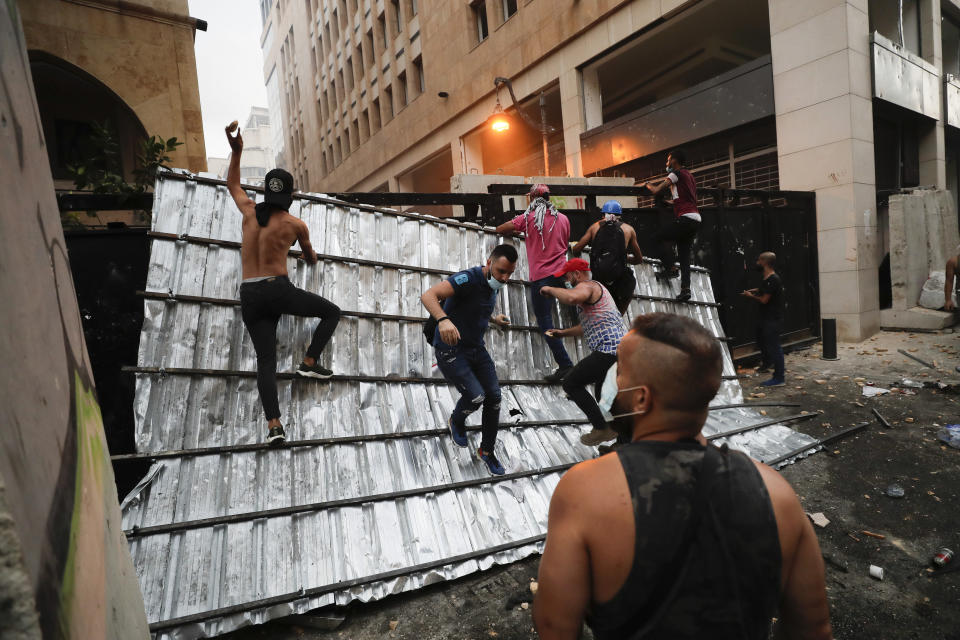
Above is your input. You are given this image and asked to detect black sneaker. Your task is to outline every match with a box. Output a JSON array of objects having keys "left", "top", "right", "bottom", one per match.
[
  {"left": 676, "top": 289, "right": 691, "bottom": 302},
  {"left": 267, "top": 425, "right": 286, "bottom": 446},
  {"left": 544, "top": 366, "right": 572, "bottom": 384},
  {"left": 296, "top": 361, "right": 333, "bottom": 379}
]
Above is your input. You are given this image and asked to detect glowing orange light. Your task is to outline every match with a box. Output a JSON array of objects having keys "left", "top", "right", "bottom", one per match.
[{"left": 491, "top": 117, "right": 510, "bottom": 133}]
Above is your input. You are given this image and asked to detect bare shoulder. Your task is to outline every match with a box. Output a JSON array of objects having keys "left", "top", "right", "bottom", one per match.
[
  {"left": 751, "top": 459, "right": 805, "bottom": 530},
  {"left": 622, "top": 222, "right": 637, "bottom": 236},
  {"left": 554, "top": 454, "right": 624, "bottom": 507}
]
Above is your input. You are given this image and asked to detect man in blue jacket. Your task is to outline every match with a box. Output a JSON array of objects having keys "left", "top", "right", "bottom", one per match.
[{"left": 420, "top": 244, "right": 516, "bottom": 475}]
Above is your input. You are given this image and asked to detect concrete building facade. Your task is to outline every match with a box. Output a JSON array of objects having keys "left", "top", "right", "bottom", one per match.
[
  {"left": 19, "top": 0, "right": 208, "bottom": 196},
  {"left": 260, "top": 0, "right": 960, "bottom": 340}
]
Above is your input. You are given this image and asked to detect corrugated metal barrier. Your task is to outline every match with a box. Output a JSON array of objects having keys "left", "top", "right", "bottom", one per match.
[{"left": 121, "top": 171, "right": 820, "bottom": 638}]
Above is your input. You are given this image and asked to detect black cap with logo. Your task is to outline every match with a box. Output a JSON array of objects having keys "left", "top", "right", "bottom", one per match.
[{"left": 255, "top": 168, "right": 295, "bottom": 226}]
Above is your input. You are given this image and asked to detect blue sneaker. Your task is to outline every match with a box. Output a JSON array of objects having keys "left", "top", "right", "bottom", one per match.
[
  {"left": 760, "top": 377, "right": 785, "bottom": 387},
  {"left": 448, "top": 416, "right": 468, "bottom": 447},
  {"left": 476, "top": 448, "right": 505, "bottom": 475}
]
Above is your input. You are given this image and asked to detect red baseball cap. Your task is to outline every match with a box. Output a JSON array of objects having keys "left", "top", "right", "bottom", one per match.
[{"left": 554, "top": 258, "right": 591, "bottom": 277}]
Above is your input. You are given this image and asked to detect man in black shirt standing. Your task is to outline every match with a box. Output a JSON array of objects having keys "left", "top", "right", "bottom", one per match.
[{"left": 741, "top": 251, "right": 784, "bottom": 387}]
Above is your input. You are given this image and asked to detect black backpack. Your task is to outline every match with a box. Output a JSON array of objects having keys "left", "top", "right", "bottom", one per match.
[{"left": 591, "top": 220, "right": 627, "bottom": 284}]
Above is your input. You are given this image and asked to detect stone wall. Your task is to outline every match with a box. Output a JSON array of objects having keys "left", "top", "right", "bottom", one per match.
[
  {"left": 17, "top": 0, "right": 206, "bottom": 174},
  {"left": 0, "top": 5, "right": 149, "bottom": 638},
  {"left": 883, "top": 189, "right": 960, "bottom": 328}
]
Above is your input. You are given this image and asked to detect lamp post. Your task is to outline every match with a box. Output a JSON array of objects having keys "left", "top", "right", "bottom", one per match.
[{"left": 490, "top": 76, "right": 554, "bottom": 177}]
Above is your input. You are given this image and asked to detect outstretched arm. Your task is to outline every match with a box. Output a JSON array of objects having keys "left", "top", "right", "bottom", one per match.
[
  {"left": 541, "top": 281, "right": 595, "bottom": 306},
  {"left": 625, "top": 225, "right": 643, "bottom": 264},
  {"left": 495, "top": 220, "right": 519, "bottom": 236},
  {"left": 644, "top": 177, "right": 672, "bottom": 197},
  {"left": 296, "top": 220, "right": 318, "bottom": 264},
  {"left": 570, "top": 224, "right": 596, "bottom": 255},
  {"left": 225, "top": 122, "right": 255, "bottom": 219}
]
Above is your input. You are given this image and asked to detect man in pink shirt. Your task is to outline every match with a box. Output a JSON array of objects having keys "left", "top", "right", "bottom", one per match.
[{"left": 496, "top": 184, "right": 573, "bottom": 383}]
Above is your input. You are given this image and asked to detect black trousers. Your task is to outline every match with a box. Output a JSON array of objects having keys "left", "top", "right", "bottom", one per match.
[
  {"left": 652, "top": 217, "right": 700, "bottom": 290},
  {"left": 240, "top": 276, "right": 341, "bottom": 420},
  {"left": 757, "top": 318, "right": 785, "bottom": 380},
  {"left": 562, "top": 351, "right": 618, "bottom": 431},
  {"left": 601, "top": 268, "right": 637, "bottom": 315}
]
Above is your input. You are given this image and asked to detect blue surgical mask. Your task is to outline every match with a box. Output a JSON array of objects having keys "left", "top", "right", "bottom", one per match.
[{"left": 488, "top": 275, "right": 505, "bottom": 291}]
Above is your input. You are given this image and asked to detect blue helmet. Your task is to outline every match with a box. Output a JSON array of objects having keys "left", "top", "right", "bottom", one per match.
[{"left": 601, "top": 200, "right": 622, "bottom": 215}]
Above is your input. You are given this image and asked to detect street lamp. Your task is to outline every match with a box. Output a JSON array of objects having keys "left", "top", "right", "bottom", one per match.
[{"left": 488, "top": 76, "right": 554, "bottom": 176}]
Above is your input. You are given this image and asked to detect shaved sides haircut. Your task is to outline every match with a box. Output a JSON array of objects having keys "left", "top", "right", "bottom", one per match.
[
  {"left": 629, "top": 313, "right": 722, "bottom": 412},
  {"left": 759, "top": 251, "right": 777, "bottom": 267}
]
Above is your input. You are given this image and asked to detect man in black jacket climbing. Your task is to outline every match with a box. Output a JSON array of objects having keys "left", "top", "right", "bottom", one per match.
[{"left": 569, "top": 200, "right": 643, "bottom": 314}]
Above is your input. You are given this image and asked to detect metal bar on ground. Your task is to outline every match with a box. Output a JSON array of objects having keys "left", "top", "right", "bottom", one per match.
[
  {"left": 121, "top": 365, "right": 741, "bottom": 383},
  {"left": 110, "top": 419, "right": 590, "bottom": 462},
  {"left": 871, "top": 408, "right": 892, "bottom": 429},
  {"left": 897, "top": 349, "right": 936, "bottom": 369},
  {"left": 763, "top": 422, "right": 869, "bottom": 467},
  {"left": 112, "top": 401, "right": 791, "bottom": 463},
  {"left": 148, "top": 532, "right": 546, "bottom": 632},
  {"left": 125, "top": 464, "right": 573, "bottom": 539},
  {"left": 706, "top": 413, "right": 816, "bottom": 441},
  {"left": 709, "top": 402, "right": 802, "bottom": 410}
]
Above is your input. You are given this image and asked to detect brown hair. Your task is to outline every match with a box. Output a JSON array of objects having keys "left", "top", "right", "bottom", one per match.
[{"left": 630, "top": 313, "right": 723, "bottom": 411}]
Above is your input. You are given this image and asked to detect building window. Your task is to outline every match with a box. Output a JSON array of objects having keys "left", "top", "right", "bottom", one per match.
[
  {"left": 473, "top": 1, "right": 489, "bottom": 42},
  {"left": 409, "top": 0, "right": 417, "bottom": 17},
  {"left": 414, "top": 56, "right": 425, "bottom": 95},
  {"left": 371, "top": 98, "right": 382, "bottom": 133},
  {"left": 378, "top": 13, "right": 388, "bottom": 47},
  {"left": 384, "top": 85, "right": 394, "bottom": 121},
  {"left": 868, "top": 0, "right": 920, "bottom": 55},
  {"left": 391, "top": 0, "right": 402, "bottom": 35},
  {"left": 945, "top": 15, "right": 960, "bottom": 77},
  {"left": 351, "top": 119, "right": 360, "bottom": 148},
  {"left": 360, "top": 110, "right": 370, "bottom": 141},
  {"left": 365, "top": 29, "right": 376, "bottom": 66},
  {"left": 344, "top": 127, "right": 351, "bottom": 155},
  {"left": 397, "top": 71, "right": 407, "bottom": 107},
  {"left": 345, "top": 57, "right": 354, "bottom": 91},
  {"left": 502, "top": 0, "right": 517, "bottom": 21}
]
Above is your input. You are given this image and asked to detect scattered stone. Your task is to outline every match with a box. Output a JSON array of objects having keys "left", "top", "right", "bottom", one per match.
[
  {"left": 529, "top": 582, "right": 538, "bottom": 595},
  {"left": 815, "top": 379, "right": 827, "bottom": 385},
  {"left": 520, "top": 603, "right": 529, "bottom": 610},
  {"left": 389, "top": 620, "right": 399, "bottom": 632},
  {"left": 885, "top": 484, "right": 905, "bottom": 498},
  {"left": 869, "top": 565, "right": 884, "bottom": 580},
  {"left": 808, "top": 512, "right": 830, "bottom": 528},
  {"left": 904, "top": 417, "right": 915, "bottom": 423}
]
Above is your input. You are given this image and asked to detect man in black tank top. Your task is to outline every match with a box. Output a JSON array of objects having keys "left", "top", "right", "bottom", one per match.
[{"left": 533, "top": 313, "right": 832, "bottom": 640}]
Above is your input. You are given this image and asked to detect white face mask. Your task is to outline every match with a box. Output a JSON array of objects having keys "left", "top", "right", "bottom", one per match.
[
  {"left": 604, "top": 213, "right": 618, "bottom": 223},
  {"left": 598, "top": 363, "right": 646, "bottom": 422},
  {"left": 564, "top": 280, "right": 574, "bottom": 289}
]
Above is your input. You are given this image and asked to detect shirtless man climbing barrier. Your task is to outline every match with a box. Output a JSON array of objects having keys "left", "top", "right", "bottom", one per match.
[{"left": 225, "top": 121, "right": 341, "bottom": 446}]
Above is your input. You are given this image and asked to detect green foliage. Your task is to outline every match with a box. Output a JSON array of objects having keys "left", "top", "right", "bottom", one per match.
[{"left": 64, "top": 120, "right": 183, "bottom": 226}]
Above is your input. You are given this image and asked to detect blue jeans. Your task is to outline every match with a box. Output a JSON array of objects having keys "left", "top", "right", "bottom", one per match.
[
  {"left": 530, "top": 275, "right": 573, "bottom": 368},
  {"left": 435, "top": 344, "right": 501, "bottom": 451},
  {"left": 757, "top": 319, "right": 784, "bottom": 380}
]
